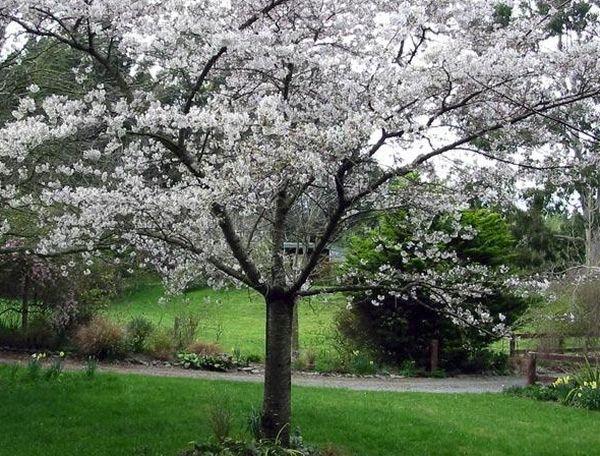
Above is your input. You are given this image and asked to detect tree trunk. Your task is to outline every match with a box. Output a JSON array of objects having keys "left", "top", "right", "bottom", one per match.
[
  {"left": 585, "top": 226, "right": 600, "bottom": 267},
  {"left": 581, "top": 188, "right": 600, "bottom": 268},
  {"left": 291, "top": 300, "right": 299, "bottom": 360},
  {"left": 261, "top": 294, "right": 294, "bottom": 445},
  {"left": 21, "top": 273, "right": 30, "bottom": 331}
]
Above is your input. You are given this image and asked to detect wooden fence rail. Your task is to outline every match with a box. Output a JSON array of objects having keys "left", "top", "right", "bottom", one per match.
[
  {"left": 524, "top": 351, "right": 600, "bottom": 385},
  {"left": 508, "top": 333, "right": 600, "bottom": 357},
  {"left": 506, "top": 333, "right": 600, "bottom": 385}
]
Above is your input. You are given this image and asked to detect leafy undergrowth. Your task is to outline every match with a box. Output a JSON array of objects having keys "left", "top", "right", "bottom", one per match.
[
  {"left": 1, "top": 365, "right": 600, "bottom": 455},
  {"left": 180, "top": 435, "right": 339, "bottom": 456},
  {"left": 505, "top": 361, "right": 600, "bottom": 411}
]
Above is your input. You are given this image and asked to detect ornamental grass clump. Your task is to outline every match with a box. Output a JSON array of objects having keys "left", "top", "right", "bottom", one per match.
[{"left": 73, "top": 316, "right": 127, "bottom": 360}]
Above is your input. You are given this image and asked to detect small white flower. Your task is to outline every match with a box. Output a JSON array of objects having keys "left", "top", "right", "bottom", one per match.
[{"left": 83, "top": 149, "right": 102, "bottom": 161}]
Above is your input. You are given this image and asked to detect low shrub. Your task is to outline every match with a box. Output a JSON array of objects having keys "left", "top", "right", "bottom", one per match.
[
  {"left": 232, "top": 347, "right": 253, "bottom": 367},
  {"left": 126, "top": 317, "right": 155, "bottom": 353},
  {"left": 429, "top": 368, "right": 447, "bottom": 378},
  {"left": 177, "top": 352, "right": 234, "bottom": 372},
  {"left": 73, "top": 316, "right": 127, "bottom": 359},
  {"left": 552, "top": 376, "right": 578, "bottom": 402},
  {"left": 312, "top": 348, "right": 381, "bottom": 375},
  {"left": 146, "top": 328, "right": 174, "bottom": 360}
]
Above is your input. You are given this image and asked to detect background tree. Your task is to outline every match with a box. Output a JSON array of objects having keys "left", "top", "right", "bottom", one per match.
[
  {"left": 340, "top": 205, "right": 527, "bottom": 372},
  {"left": 0, "top": 240, "right": 123, "bottom": 346},
  {"left": 1, "top": 0, "right": 600, "bottom": 444}
]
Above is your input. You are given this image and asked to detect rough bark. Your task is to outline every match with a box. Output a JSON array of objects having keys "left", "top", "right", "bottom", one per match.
[{"left": 261, "top": 293, "right": 295, "bottom": 445}]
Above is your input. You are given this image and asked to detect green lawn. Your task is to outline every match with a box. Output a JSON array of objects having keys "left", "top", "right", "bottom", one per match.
[
  {"left": 107, "top": 282, "right": 343, "bottom": 359},
  {"left": 0, "top": 366, "right": 599, "bottom": 456}
]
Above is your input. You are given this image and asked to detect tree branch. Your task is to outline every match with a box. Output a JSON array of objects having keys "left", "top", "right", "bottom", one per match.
[{"left": 212, "top": 203, "right": 264, "bottom": 290}]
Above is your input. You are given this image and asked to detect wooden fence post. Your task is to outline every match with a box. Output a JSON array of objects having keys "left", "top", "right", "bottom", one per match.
[
  {"left": 430, "top": 339, "right": 439, "bottom": 372},
  {"left": 509, "top": 336, "right": 516, "bottom": 357},
  {"left": 557, "top": 337, "right": 565, "bottom": 354},
  {"left": 525, "top": 352, "right": 537, "bottom": 385}
]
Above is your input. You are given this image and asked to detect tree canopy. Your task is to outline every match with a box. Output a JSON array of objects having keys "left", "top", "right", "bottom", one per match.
[{"left": 1, "top": 0, "right": 599, "bottom": 443}]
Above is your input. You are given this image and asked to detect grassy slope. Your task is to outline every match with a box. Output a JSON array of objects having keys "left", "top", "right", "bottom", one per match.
[
  {"left": 107, "top": 282, "right": 343, "bottom": 358},
  {"left": 0, "top": 367, "right": 599, "bottom": 456}
]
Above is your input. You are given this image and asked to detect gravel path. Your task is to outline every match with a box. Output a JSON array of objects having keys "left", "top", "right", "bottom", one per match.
[{"left": 0, "top": 352, "right": 524, "bottom": 393}]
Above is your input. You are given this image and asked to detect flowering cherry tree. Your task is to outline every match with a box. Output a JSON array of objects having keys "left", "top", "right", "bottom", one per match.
[{"left": 1, "top": 0, "right": 599, "bottom": 442}]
